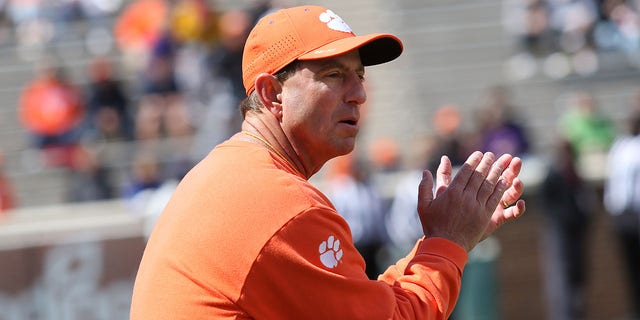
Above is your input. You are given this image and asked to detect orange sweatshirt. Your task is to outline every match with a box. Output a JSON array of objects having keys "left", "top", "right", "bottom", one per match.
[{"left": 130, "top": 140, "right": 467, "bottom": 319}]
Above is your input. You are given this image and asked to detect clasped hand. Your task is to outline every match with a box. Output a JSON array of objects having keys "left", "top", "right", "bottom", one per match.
[{"left": 417, "top": 151, "right": 526, "bottom": 252}]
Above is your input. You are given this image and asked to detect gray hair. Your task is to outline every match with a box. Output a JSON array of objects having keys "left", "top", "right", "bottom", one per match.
[{"left": 239, "top": 60, "right": 300, "bottom": 118}]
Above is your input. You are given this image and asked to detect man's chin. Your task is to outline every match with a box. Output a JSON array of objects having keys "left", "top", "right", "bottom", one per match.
[{"left": 335, "top": 140, "right": 356, "bottom": 157}]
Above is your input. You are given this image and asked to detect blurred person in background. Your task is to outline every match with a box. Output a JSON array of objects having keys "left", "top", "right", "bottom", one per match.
[
  {"left": 502, "top": 0, "right": 607, "bottom": 78},
  {"left": 546, "top": 0, "right": 600, "bottom": 76},
  {"left": 539, "top": 137, "right": 595, "bottom": 320},
  {"left": 6, "top": 0, "right": 54, "bottom": 58},
  {"left": 170, "top": 0, "right": 219, "bottom": 102},
  {"left": 604, "top": 104, "right": 640, "bottom": 320},
  {"left": 390, "top": 103, "right": 504, "bottom": 319},
  {"left": 325, "top": 153, "right": 388, "bottom": 280},
  {"left": 593, "top": 0, "right": 640, "bottom": 54},
  {"left": 18, "top": 56, "right": 84, "bottom": 168},
  {"left": 171, "top": 0, "right": 219, "bottom": 104},
  {"left": 501, "top": 0, "right": 553, "bottom": 80},
  {"left": 113, "top": 0, "right": 167, "bottom": 72},
  {"left": 475, "top": 85, "right": 531, "bottom": 158},
  {"left": 386, "top": 104, "right": 471, "bottom": 254},
  {"left": 45, "top": 0, "right": 85, "bottom": 42},
  {"left": 78, "top": 0, "right": 124, "bottom": 25},
  {"left": 125, "top": 148, "right": 182, "bottom": 236},
  {"left": 123, "top": 149, "right": 163, "bottom": 199},
  {"left": 0, "top": 149, "right": 17, "bottom": 214},
  {"left": 179, "top": 8, "right": 252, "bottom": 160},
  {"left": 426, "top": 104, "right": 470, "bottom": 173},
  {"left": 169, "top": 0, "right": 217, "bottom": 45},
  {"left": 83, "top": 56, "right": 133, "bottom": 142},
  {"left": 385, "top": 134, "right": 437, "bottom": 254},
  {"left": 560, "top": 90, "right": 616, "bottom": 156},
  {"left": 559, "top": 90, "right": 616, "bottom": 180},
  {"left": 135, "top": 29, "right": 193, "bottom": 141},
  {"left": 368, "top": 137, "right": 401, "bottom": 173},
  {"left": 208, "top": 9, "right": 253, "bottom": 106},
  {"left": 64, "top": 144, "right": 115, "bottom": 202},
  {"left": 502, "top": 0, "right": 554, "bottom": 57}
]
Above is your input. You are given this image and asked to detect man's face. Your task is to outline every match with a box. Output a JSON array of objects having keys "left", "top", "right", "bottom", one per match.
[{"left": 279, "top": 50, "right": 366, "bottom": 168}]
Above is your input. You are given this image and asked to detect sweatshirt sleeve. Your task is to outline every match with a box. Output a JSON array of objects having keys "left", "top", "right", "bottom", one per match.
[
  {"left": 237, "top": 207, "right": 468, "bottom": 320},
  {"left": 378, "top": 238, "right": 424, "bottom": 282}
]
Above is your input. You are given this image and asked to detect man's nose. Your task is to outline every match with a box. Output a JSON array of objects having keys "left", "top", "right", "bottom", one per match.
[{"left": 346, "top": 75, "right": 366, "bottom": 106}]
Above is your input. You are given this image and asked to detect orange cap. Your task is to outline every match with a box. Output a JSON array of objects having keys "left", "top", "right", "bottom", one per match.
[{"left": 242, "top": 5, "right": 403, "bottom": 95}]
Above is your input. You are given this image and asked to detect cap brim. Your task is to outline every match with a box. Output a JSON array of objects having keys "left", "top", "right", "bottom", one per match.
[{"left": 298, "top": 33, "right": 403, "bottom": 66}]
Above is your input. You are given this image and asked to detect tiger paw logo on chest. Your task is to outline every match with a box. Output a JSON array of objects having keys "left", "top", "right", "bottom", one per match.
[
  {"left": 319, "top": 235, "right": 343, "bottom": 268},
  {"left": 319, "top": 10, "right": 352, "bottom": 33}
]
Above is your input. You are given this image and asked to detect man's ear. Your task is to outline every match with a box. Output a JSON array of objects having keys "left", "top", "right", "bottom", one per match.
[{"left": 255, "top": 73, "right": 283, "bottom": 119}]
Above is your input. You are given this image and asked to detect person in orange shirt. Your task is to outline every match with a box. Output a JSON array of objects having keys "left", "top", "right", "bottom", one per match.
[
  {"left": 130, "top": 5, "right": 526, "bottom": 319},
  {"left": 19, "top": 59, "right": 84, "bottom": 144},
  {"left": 114, "top": 0, "right": 167, "bottom": 61},
  {"left": 19, "top": 57, "right": 84, "bottom": 167}
]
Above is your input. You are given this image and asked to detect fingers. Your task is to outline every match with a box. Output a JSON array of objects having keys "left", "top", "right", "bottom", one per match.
[
  {"left": 500, "top": 157, "right": 522, "bottom": 187},
  {"left": 476, "top": 153, "right": 511, "bottom": 205},
  {"left": 457, "top": 152, "right": 512, "bottom": 206},
  {"left": 482, "top": 198, "right": 526, "bottom": 241},
  {"left": 450, "top": 152, "right": 520, "bottom": 207},
  {"left": 417, "top": 170, "right": 435, "bottom": 215},
  {"left": 449, "top": 151, "right": 483, "bottom": 190},
  {"left": 505, "top": 199, "right": 526, "bottom": 220},
  {"left": 501, "top": 177, "right": 524, "bottom": 206},
  {"left": 494, "top": 199, "right": 526, "bottom": 229},
  {"left": 435, "top": 156, "right": 452, "bottom": 197},
  {"left": 488, "top": 154, "right": 514, "bottom": 184},
  {"left": 464, "top": 153, "right": 495, "bottom": 195}
]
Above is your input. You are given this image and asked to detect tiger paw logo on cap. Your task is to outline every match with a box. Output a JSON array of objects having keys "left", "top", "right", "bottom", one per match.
[{"left": 318, "top": 10, "right": 352, "bottom": 33}]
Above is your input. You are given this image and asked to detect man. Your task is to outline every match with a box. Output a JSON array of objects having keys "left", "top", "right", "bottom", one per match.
[
  {"left": 130, "top": 5, "right": 526, "bottom": 319},
  {"left": 604, "top": 111, "right": 640, "bottom": 319}
]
